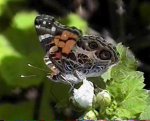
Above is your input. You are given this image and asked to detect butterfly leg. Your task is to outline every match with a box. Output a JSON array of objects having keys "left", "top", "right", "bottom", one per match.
[
  {"left": 74, "top": 70, "right": 86, "bottom": 81},
  {"left": 47, "top": 74, "right": 66, "bottom": 83},
  {"left": 47, "top": 72, "right": 79, "bottom": 87},
  {"left": 47, "top": 74, "right": 75, "bottom": 92}
]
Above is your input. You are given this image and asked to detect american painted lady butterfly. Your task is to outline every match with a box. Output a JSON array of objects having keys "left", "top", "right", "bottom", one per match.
[{"left": 35, "top": 15, "right": 119, "bottom": 84}]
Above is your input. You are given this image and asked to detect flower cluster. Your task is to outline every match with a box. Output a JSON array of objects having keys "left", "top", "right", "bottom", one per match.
[{"left": 72, "top": 78, "right": 112, "bottom": 120}]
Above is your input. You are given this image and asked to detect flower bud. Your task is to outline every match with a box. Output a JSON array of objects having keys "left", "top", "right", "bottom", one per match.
[
  {"left": 73, "top": 79, "right": 94, "bottom": 108},
  {"left": 95, "top": 90, "right": 111, "bottom": 108},
  {"left": 83, "top": 110, "right": 98, "bottom": 120}
]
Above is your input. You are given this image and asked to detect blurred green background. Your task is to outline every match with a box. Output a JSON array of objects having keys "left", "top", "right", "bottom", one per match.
[{"left": 0, "top": 0, "right": 150, "bottom": 120}]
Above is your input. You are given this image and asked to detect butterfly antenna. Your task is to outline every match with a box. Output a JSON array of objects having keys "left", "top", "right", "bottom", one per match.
[
  {"left": 27, "top": 63, "right": 49, "bottom": 73},
  {"left": 20, "top": 75, "right": 37, "bottom": 78}
]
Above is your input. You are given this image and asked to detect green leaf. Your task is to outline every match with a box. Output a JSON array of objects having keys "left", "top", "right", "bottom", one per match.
[
  {"left": 101, "top": 66, "right": 113, "bottom": 82},
  {"left": 139, "top": 92, "right": 150, "bottom": 120},
  {"left": 107, "top": 71, "right": 148, "bottom": 119},
  {"left": 139, "top": 105, "right": 150, "bottom": 120},
  {"left": 0, "top": 0, "right": 8, "bottom": 16},
  {"left": 0, "top": 75, "right": 12, "bottom": 96},
  {"left": 101, "top": 43, "right": 138, "bottom": 82},
  {"left": 0, "top": 35, "right": 21, "bottom": 62},
  {"left": 0, "top": 56, "right": 44, "bottom": 87},
  {"left": 147, "top": 91, "right": 150, "bottom": 105},
  {"left": 12, "top": 11, "right": 37, "bottom": 30},
  {"left": 39, "top": 81, "right": 55, "bottom": 120},
  {"left": 60, "top": 13, "right": 88, "bottom": 34},
  {"left": 0, "top": 102, "right": 34, "bottom": 120},
  {"left": 39, "top": 81, "right": 70, "bottom": 120},
  {"left": 101, "top": 43, "right": 149, "bottom": 119},
  {"left": 0, "top": 34, "right": 44, "bottom": 87},
  {"left": 0, "top": 0, "right": 7, "bottom": 6},
  {"left": 115, "top": 108, "right": 132, "bottom": 119},
  {"left": 0, "top": 10, "right": 47, "bottom": 88},
  {"left": 116, "top": 43, "right": 138, "bottom": 70}
]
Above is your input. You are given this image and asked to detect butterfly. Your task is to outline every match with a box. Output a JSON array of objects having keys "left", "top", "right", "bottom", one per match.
[{"left": 34, "top": 14, "right": 119, "bottom": 85}]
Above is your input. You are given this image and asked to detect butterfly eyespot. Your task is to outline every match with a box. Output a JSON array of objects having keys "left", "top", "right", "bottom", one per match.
[
  {"left": 88, "top": 41, "right": 99, "bottom": 49},
  {"left": 98, "top": 50, "right": 112, "bottom": 60}
]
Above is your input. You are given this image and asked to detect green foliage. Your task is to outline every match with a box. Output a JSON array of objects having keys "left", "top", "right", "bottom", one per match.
[
  {"left": 0, "top": 0, "right": 8, "bottom": 15},
  {"left": 12, "top": 11, "right": 37, "bottom": 30},
  {"left": 100, "top": 44, "right": 149, "bottom": 119},
  {"left": 139, "top": 105, "right": 150, "bottom": 120},
  {"left": 0, "top": 102, "right": 34, "bottom": 120},
  {"left": 107, "top": 71, "right": 147, "bottom": 119},
  {"left": 82, "top": 43, "right": 149, "bottom": 120},
  {"left": 0, "top": 2, "right": 50, "bottom": 119},
  {"left": 101, "top": 43, "right": 138, "bottom": 82},
  {"left": 116, "top": 43, "right": 138, "bottom": 70},
  {"left": 139, "top": 93, "right": 150, "bottom": 120},
  {"left": 0, "top": 35, "right": 20, "bottom": 60},
  {"left": 0, "top": 12, "right": 45, "bottom": 87},
  {"left": 60, "top": 13, "right": 88, "bottom": 34}
]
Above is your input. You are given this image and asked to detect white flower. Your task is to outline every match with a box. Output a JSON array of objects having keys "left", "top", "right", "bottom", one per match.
[{"left": 73, "top": 78, "right": 94, "bottom": 108}]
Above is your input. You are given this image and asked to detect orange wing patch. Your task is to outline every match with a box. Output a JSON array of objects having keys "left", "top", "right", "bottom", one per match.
[
  {"left": 57, "top": 41, "right": 65, "bottom": 48},
  {"left": 60, "top": 31, "right": 70, "bottom": 40},
  {"left": 54, "top": 38, "right": 59, "bottom": 45},
  {"left": 52, "top": 30, "right": 78, "bottom": 55},
  {"left": 62, "top": 40, "right": 76, "bottom": 54}
]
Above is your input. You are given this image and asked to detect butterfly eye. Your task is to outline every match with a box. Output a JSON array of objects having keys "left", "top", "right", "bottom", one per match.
[
  {"left": 98, "top": 50, "right": 112, "bottom": 60},
  {"left": 88, "top": 41, "right": 99, "bottom": 49}
]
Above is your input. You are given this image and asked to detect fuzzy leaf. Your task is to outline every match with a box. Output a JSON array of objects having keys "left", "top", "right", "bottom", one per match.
[
  {"left": 101, "top": 43, "right": 138, "bottom": 82},
  {"left": 115, "top": 108, "right": 132, "bottom": 119},
  {"left": 101, "top": 65, "right": 113, "bottom": 82},
  {"left": 107, "top": 71, "right": 147, "bottom": 119},
  {"left": 139, "top": 105, "right": 150, "bottom": 120},
  {"left": 116, "top": 43, "right": 138, "bottom": 70},
  {"left": 103, "top": 43, "right": 148, "bottom": 119},
  {"left": 139, "top": 93, "right": 150, "bottom": 120}
]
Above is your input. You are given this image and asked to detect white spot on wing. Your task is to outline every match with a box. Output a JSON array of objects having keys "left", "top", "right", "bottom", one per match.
[
  {"left": 43, "top": 21, "right": 46, "bottom": 25},
  {"left": 45, "top": 60, "right": 52, "bottom": 65},
  {"left": 36, "top": 25, "right": 40, "bottom": 28},
  {"left": 44, "top": 57, "right": 50, "bottom": 61},
  {"left": 51, "top": 26, "right": 56, "bottom": 32},
  {"left": 39, "top": 34, "right": 53, "bottom": 42}
]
